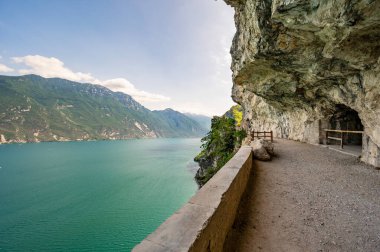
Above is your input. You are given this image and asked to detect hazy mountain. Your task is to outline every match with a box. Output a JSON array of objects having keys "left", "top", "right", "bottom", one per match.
[
  {"left": 184, "top": 113, "right": 211, "bottom": 130},
  {"left": 153, "top": 109, "right": 208, "bottom": 137},
  {"left": 0, "top": 75, "right": 208, "bottom": 143}
]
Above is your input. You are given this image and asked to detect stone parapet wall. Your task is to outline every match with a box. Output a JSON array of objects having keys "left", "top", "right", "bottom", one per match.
[{"left": 133, "top": 146, "right": 253, "bottom": 251}]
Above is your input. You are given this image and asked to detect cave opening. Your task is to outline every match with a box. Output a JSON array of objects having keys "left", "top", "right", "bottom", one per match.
[{"left": 324, "top": 104, "right": 364, "bottom": 153}]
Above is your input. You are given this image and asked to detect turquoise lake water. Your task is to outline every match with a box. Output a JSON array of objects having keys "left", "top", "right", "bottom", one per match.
[{"left": 0, "top": 138, "right": 200, "bottom": 251}]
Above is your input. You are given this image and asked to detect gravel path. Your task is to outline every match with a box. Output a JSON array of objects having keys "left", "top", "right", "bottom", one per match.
[{"left": 224, "top": 139, "right": 380, "bottom": 252}]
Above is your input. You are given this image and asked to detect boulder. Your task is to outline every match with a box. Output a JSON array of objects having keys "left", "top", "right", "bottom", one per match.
[
  {"left": 250, "top": 139, "right": 273, "bottom": 161},
  {"left": 261, "top": 140, "right": 274, "bottom": 156}
]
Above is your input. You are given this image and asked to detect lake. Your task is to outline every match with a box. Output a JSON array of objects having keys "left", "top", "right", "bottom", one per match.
[{"left": 0, "top": 138, "right": 200, "bottom": 251}]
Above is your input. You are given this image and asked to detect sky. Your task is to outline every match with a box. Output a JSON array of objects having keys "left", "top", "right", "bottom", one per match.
[{"left": 0, "top": 0, "right": 236, "bottom": 116}]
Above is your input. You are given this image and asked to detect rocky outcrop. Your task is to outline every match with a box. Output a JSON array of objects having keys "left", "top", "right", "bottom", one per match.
[
  {"left": 194, "top": 106, "right": 246, "bottom": 187},
  {"left": 225, "top": 0, "right": 380, "bottom": 167}
]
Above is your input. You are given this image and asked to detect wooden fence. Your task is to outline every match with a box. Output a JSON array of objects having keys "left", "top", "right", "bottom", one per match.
[
  {"left": 251, "top": 131, "right": 273, "bottom": 142},
  {"left": 324, "top": 129, "right": 363, "bottom": 149}
]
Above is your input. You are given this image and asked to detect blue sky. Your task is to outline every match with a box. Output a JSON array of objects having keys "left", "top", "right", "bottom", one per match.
[{"left": 0, "top": 0, "right": 235, "bottom": 116}]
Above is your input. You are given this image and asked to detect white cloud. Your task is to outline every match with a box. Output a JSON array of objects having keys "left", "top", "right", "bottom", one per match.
[
  {"left": 12, "top": 55, "right": 100, "bottom": 84},
  {"left": 103, "top": 78, "right": 170, "bottom": 103},
  {"left": 0, "top": 63, "right": 14, "bottom": 73},
  {"left": 11, "top": 55, "right": 170, "bottom": 103}
]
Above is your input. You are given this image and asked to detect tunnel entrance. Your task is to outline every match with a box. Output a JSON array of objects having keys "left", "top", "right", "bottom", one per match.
[
  {"left": 329, "top": 104, "right": 363, "bottom": 144},
  {"left": 323, "top": 104, "right": 364, "bottom": 156}
]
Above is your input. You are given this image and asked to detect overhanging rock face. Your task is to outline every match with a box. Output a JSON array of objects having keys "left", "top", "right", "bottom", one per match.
[{"left": 225, "top": 0, "right": 380, "bottom": 167}]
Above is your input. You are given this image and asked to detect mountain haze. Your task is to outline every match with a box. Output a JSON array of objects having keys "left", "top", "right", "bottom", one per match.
[
  {"left": 153, "top": 109, "right": 209, "bottom": 137},
  {"left": 184, "top": 113, "right": 211, "bottom": 130},
  {"left": 0, "top": 75, "right": 208, "bottom": 143}
]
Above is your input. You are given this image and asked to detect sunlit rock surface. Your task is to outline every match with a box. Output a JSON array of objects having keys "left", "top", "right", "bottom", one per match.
[{"left": 225, "top": 0, "right": 380, "bottom": 166}]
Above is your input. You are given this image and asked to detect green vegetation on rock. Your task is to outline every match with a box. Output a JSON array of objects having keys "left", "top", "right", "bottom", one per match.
[{"left": 194, "top": 105, "right": 246, "bottom": 187}]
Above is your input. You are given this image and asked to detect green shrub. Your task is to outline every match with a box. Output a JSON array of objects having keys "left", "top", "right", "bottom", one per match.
[{"left": 194, "top": 106, "right": 246, "bottom": 187}]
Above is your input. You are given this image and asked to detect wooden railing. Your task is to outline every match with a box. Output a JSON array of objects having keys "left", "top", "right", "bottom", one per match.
[
  {"left": 324, "top": 129, "right": 363, "bottom": 149},
  {"left": 251, "top": 131, "right": 273, "bottom": 142}
]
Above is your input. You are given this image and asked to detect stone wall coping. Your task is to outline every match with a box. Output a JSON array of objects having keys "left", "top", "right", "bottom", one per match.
[{"left": 133, "top": 146, "right": 253, "bottom": 251}]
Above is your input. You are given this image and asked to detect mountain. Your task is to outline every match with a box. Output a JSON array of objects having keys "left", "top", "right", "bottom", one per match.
[
  {"left": 153, "top": 109, "right": 208, "bottom": 137},
  {"left": 0, "top": 75, "right": 208, "bottom": 143},
  {"left": 184, "top": 113, "right": 211, "bottom": 130}
]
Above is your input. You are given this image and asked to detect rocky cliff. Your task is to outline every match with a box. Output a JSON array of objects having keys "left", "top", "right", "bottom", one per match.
[{"left": 224, "top": 0, "right": 380, "bottom": 167}]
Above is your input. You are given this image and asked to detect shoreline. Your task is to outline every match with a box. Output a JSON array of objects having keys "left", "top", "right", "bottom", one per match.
[{"left": 0, "top": 136, "right": 203, "bottom": 145}]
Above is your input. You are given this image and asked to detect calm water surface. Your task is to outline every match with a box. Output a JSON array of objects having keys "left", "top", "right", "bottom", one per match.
[{"left": 0, "top": 138, "right": 200, "bottom": 251}]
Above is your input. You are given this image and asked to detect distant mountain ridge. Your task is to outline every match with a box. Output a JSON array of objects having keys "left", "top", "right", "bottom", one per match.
[
  {"left": 184, "top": 113, "right": 211, "bottom": 130},
  {"left": 0, "top": 75, "right": 208, "bottom": 143}
]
